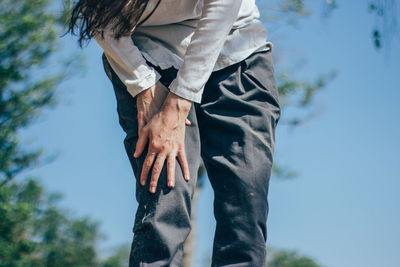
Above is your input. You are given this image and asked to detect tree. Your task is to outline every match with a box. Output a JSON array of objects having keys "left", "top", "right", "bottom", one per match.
[
  {"left": 0, "top": 178, "right": 131, "bottom": 266},
  {"left": 0, "top": 0, "right": 72, "bottom": 186},
  {"left": 0, "top": 1, "right": 128, "bottom": 266},
  {"left": 266, "top": 247, "right": 321, "bottom": 267}
]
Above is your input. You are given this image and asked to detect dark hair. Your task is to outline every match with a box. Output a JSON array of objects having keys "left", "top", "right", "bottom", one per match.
[{"left": 66, "top": 0, "right": 160, "bottom": 47}]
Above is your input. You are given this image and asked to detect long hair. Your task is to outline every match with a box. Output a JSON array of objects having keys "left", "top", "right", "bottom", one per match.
[{"left": 66, "top": 0, "right": 160, "bottom": 47}]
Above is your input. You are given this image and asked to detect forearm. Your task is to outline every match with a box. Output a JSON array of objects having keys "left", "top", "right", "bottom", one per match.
[
  {"left": 95, "top": 30, "right": 161, "bottom": 98},
  {"left": 160, "top": 92, "right": 193, "bottom": 126}
]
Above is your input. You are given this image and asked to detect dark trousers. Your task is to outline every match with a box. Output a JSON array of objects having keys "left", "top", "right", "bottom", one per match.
[{"left": 102, "top": 48, "right": 281, "bottom": 267}]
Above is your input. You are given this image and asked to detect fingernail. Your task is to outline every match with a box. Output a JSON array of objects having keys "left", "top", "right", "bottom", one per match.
[
  {"left": 150, "top": 186, "right": 156, "bottom": 193},
  {"left": 168, "top": 180, "right": 174, "bottom": 187},
  {"left": 185, "top": 175, "right": 190, "bottom": 181}
]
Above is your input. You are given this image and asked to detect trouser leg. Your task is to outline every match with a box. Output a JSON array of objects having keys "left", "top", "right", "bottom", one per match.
[
  {"left": 129, "top": 103, "right": 201, "bottom": 267},
  {"left": 102, "top": 54, "right": 202, "bottom": 267},
  {"left": 197, "top": 49, "right": 281, "bottom": 266}
]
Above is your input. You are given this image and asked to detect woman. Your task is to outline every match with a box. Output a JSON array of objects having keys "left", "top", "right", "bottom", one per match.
[{"left": 67, "top": 0, "right": 281, "bottom": 266}]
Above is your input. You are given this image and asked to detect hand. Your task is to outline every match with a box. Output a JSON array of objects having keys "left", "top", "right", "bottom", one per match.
[
  {"left": 133, "top": 92, "right": 193, "bottom": 194},
  {"left": 136, "top": 81, "right": 191, "bottom": 129}
]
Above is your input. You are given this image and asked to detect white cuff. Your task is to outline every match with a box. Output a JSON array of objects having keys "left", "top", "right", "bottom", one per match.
[
  {"left": 168, "top": 78, "right": 204, "bottom": 103},
  {"left": 125, "top": 66, "right": 161, "bottom": 98}
]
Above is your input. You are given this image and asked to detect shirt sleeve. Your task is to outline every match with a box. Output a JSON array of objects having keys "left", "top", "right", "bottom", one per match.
[
  {"left": 94, "top": 30, "right": 161, "bottom": 99},
  {"left": 168, "top": 0, "right": 243, "bottom": 103}
]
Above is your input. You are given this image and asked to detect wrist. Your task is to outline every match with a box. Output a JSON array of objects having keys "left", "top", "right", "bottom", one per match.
[
  {"left": 162, "top": 92, "right": 192, "bottom": 116},
  {"left": 137, "top": 84, "right": 154, "bottom": 99}
]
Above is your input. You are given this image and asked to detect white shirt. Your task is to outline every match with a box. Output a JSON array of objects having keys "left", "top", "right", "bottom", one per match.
[{"left": 94, "top": 0, "right": 273, "bottom": 103}]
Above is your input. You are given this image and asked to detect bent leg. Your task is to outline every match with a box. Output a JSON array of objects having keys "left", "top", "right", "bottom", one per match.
[
  {"left": 197, "top": 50, "right": 281, "bottom": 266},
  {"left": 102, "top": 54, "right": 202, "bottom": 266}
]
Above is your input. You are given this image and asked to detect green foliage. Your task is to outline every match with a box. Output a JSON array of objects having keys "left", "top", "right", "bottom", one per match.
[
  {"left": 270, "top": 68, "right": 337, "bottom": 179},
  {"left": 0, "top": 0, "right": 75, "bottom": 185},
  {"left": 277, "top": 69, "right": 337, "bottom": 127},
  {"left": 101, "top": 244, "right": 131, "bottom": 267},
  {"left": 272, "top": 164, "right": 299, "bottom": 180},
  {"left": 280, "top": 0, "right": 310, "bottom": 18},
  {"left": 259, "top": 0, "right": 311, "bottom": 25},
  {"left": 0, "top": 179, "right": 128, "bottom": 267},
  {"left": 368, "top": 0, "right": 399, "bottom": 50},
  {"left": 266, "top": 248, "right": 321, "bottom": 267},
  {"left": 0, "top": 180, "right": 39, "bottom": 266},
  {"left": 0, "top": 0, "right": 127, "bottom": 266}
]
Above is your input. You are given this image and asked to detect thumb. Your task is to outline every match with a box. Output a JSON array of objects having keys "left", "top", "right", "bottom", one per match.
[
  {"left": 137, "top": 110, "right": 145, "bottom": 132},
  {"left": 134, "top": 126, "right": 148, "bottom": 158},
  {"left": 135, "top": 111, "right": 148, "bottom": 158}
]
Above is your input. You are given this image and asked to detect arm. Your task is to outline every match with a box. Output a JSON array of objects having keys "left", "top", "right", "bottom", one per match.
[
  {"left": 94, "top": 30, "right": 161, "bottom": 98},
  {"left": 134, "top": 0, "right": 244, "bottom": 194},
  {"left": 167, "top": 0, "right": 243, "bottom": 103},
  {"left": 95, "top": 26, "right": 192, "bottom": 194}
]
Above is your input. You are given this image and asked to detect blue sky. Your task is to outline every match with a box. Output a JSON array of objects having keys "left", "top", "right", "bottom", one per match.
[{"left": 21, "top": 1, "right": 399, "bottom": 267}]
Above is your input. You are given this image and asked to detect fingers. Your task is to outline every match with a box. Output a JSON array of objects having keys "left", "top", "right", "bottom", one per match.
[
  {"left": 149, "top": 153, "right": 167, "bottom": 193},
  {"left": 140, "top": 150, "right": 156, "bottom": 187},
  {"left": 139, "top": 146, "right": 189, "bottom": 194},
  {"left": 177, "top": 147, "right": 191, "bottom": 182},
  {"left": 134, "top": 113, "right": 191, "bottom": 194},
  {"left": 166, "top": 154, "right": 176, "bottom": 188}
]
